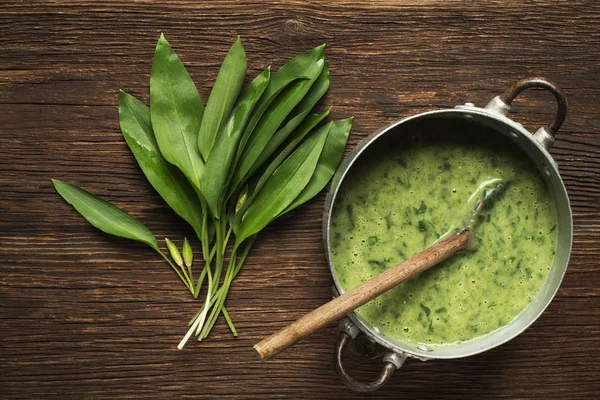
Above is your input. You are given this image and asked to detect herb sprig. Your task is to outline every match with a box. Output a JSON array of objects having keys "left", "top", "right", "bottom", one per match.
[{"left": 53, "top": 34, "right": 353, "bottom": 349}]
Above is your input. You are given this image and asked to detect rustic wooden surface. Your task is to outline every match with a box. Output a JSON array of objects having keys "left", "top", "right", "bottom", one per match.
[{"left": 1, "top": 1, "right": 599, "bottom": 398}]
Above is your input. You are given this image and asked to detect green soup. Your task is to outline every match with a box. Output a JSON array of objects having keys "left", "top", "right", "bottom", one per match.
[{"left": 329, "top": 128, "right": 557, "bottom": 347}]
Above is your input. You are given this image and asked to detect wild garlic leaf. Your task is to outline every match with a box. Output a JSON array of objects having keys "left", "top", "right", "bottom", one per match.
[
  {"left": 244, "top": 61, "right": 330, "bottom": 182},
  {"left": 234, "top": 124, "right": 329, "bottom": 244},
  {"left": 52, "top": 179, "right": 158, "bottom": 250},
  {"left": 150, "top": 33, "right": 205, "bottom": 190},
  {"left": 278, "top": 117, "right": 353, "bottom": 216},
  {"left": 228, "top": 45, "right": 326, "bottom": 192},
  {"left": 240, "top": 110, "right": 308, "bottom": 184},
  {"left": 231, "top": 59, "right": 325, "bottom": 192},
  {"left": 224, "top": 77, "right": 305, "bottom": 201},
  {"left": 197, "top": 37, "right": 247, "bottom": 161},
  {"left": 231, "top": 109, "right": 331, "bottom": 227},
  {"left": 283, "top": 61, "right": 330, "bottom": 126},
  {"left": 200, "top": 67, "right": 270, "bottom": 217},
  {"left": 118, "top": 90, "right": 204, "bottom": 236}
]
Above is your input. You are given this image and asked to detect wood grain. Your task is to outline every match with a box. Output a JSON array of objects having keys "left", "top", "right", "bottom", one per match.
[{"left": 1, "top": 1, "right": 599, "bottom": 398}]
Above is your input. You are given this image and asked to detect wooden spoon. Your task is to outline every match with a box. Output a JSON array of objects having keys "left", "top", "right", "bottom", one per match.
[{"left": 253, "top": 180, "right": 509, "bottom": 360}]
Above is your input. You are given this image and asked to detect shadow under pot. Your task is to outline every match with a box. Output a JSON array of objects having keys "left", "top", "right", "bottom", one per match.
[{"left": 323, "top": 77, "right": 572, "bottom": 392}]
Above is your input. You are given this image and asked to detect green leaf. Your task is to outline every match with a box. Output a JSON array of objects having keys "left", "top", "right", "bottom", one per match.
[
  {"left": 231, "top": 109, "right": 331, "bottom": 227},
  {"left": 118, "top": 90, "right": 204, "bottom": 235},
  {"left": 243, "top": 62, "right": 330, "bottom": 183},
  {"left": 197, "top": 37, "right": 247, "bottom": 161},
  {"left": 234, "top": 124, "right": 329, "bottom": 243},
  {"left": 279, "top": 117, "right": 353, "bottom": 216},
  {"left": 240, "top": 110, "right": 308, "bottom": 183},
  {"left": 283, "top": 61, "right": 330, "bottom": 125},
  {"left": 200, "top": 67, "right": 270, "bottom": 216},
  {"left": 229, "top": 45, "right": 326, "bottom": 191},
  {"left": 150, "top": 33, "right": 205, "bottom": 189},
  {"left": 52, "top": 179, "right": 158, "bottom": 250},
  {"left": 232, "top": 77, "right": 306, "bottom": 168}
]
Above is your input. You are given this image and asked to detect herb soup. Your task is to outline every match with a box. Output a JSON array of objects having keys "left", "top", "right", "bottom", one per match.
[{"left": 329, "top": 127, "right": 558, "bottom": 347}]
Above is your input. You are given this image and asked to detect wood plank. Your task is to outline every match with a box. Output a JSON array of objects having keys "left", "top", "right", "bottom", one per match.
[{"left": 1, "top": 0, "right": 599, "bottom": 398}]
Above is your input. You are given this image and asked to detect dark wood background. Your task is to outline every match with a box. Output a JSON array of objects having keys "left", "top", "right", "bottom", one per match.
[{"left": 1, "top": 1, "right": 599, "bottom": 398}]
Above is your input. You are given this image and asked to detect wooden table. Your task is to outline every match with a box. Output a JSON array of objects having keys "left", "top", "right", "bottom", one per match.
[{"left": 2, "top": 1, "right": 599, "bottom": 398}]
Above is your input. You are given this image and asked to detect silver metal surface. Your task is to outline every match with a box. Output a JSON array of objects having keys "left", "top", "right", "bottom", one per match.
[
  {"left": 383, "top": 351, "right": 408, "bottom": 369},
  {"left": 339, "top": 317, "right": 361, "bottom": 339},
  {"left": 483, "top": 95, "right": 511, "bottom": 116},
  {"left": 534, "top": 127, "right": 555, "bottom": 150},
  {"left": 324, "top": 81, "right": 572, "bottom": 369}
]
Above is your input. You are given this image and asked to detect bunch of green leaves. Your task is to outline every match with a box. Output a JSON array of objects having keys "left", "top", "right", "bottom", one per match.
[{"left": 53, "top": 34, "right": 353, "bottom": 349}]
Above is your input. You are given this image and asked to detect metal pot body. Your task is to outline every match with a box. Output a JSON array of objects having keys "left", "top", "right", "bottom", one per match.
[{"left": 323, "top": 78, "right": 572, "bottom": 392}]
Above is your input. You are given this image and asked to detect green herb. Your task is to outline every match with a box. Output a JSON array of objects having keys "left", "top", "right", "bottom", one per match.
[
  {"left": 278, "top": 117, "right": 353, "bottom": 216},
  {"left": 346, "top": 204, "right": 355, "bottom": 230},
  {"left": 166, "top": 238, "right": 184, "bottom": 267},
  {"left": 183, "top": 237, "right": 193, "bottom": 268},
  {"left": 368, "top": 260, "right": 387, "bottom": 270},
  {"left": 118, "top": 90, "right": 204, "bottom": 238},
  {"left": 234, "top": 123, "right": 330, "bottom": 244},
  {"left": 385, "top": 214, "right": 393, "bottom": 230},
  {"left": 197, "top": 37, "right": 247, "bottom": 161},
  {"left": 482, "top": 181, "right": 509, "bottom": 209},
  {"left": 396, "top": 247, "right": 406, "bottom": 258},
  {"left": 200, "top": 67, "right": 271, "bottom": 216},
  {"left": 52, "top": 179, "right": 158, "bottom": 249},
  {"left": 229, "top": 45, "right": 326, "bottom": 190},
  {"left": 231, "top": 109, "right": 331, "bottom": 227},
  {"left": 150, "top": 34, "right": 205, "bottom": 190},
  {"left": 52, "top": 179, "right": 194, "bottom": 294},
  {"left": 182, "top": 237, "right": 194, "bottom": 284},
  {"left": 52, "top": 34, "right": 353, "bottom": 349}
]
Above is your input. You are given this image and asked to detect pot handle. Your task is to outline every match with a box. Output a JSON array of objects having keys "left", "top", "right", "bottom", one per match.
[
  {"left": 334, "top": 318, "right": 406, "bottom": 392},
  {"left": 485, "top": 77, "right": 568, "bottom": 149}
]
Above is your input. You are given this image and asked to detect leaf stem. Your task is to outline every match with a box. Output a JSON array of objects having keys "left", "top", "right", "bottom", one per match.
[
  {"left": 222, "top": 307, "right": 237, "bottom": 337},
  {"left": 199, "top": 245, "right": 237, "bottom": 340},
  {"left": 157, "top": 249, "right": 194, "bottom": 295},
  {"left": 180, "top": 227, "right": 255, "bottom": 346},
  {"left": 192, "top": 267, "right": 207, "bottom": 299},
  {"left": 199, "top": 236, "right": 255, "bottom": 340},
  {"left": 187, "top": 285, "right": 226, "bottom": 326}
]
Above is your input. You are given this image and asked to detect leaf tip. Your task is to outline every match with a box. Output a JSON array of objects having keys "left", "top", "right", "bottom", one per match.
[
  {"left": 232, "top": 35, "right": 245, "bottom": 52},
  {"left": 316, "top": 43, "right": 326, "bottom": 56},
  {"left": 51, "top": 178, "right": 64, "bottom": 189},
  {"left": 157, "top": 32, "right": 169, "bottom": 48},
  {"left": 337, "top": 116, "right": 355, "bottom": 129}
]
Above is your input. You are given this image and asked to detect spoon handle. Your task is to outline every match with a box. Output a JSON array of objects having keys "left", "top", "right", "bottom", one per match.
[{"left": 253, "top": 229, "right": 469, "bottom": 360}]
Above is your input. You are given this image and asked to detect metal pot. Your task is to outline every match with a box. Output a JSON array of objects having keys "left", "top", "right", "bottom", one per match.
[{"left": 322, "top": 77, "right": 572, "bottom": 392}]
